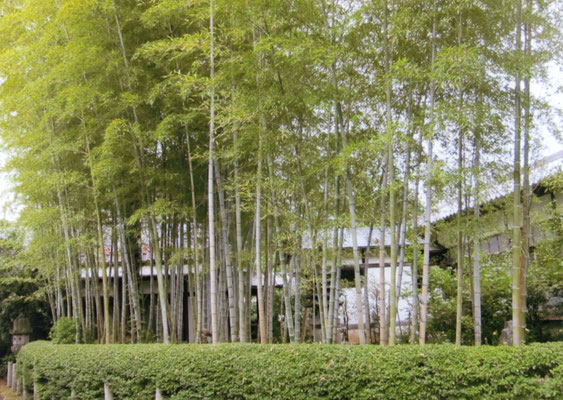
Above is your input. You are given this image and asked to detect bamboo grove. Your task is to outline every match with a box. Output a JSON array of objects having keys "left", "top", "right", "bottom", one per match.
[{"left": 0, "top": 0, "right": 560, "bottom": 346}]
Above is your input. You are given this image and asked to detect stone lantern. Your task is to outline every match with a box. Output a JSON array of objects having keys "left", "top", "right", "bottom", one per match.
[{"left": 10, "top": 314, "right": 32, "bottom": 354}]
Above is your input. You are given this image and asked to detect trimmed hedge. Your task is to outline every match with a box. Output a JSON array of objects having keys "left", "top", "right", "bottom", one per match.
[{"left": 17, "top": 341, "right": 563, "bottom": 399}]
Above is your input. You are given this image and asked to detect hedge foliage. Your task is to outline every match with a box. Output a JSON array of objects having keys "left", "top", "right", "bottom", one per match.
[{"left": 16, "top": 341, "right": 563, "bottom": 400}]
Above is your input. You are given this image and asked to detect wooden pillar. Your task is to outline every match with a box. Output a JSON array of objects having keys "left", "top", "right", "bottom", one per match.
[
  {"left": 104, "top": 383, "right": 113, "bottom": 400},
  {"left": 7, "top": 361, "right": 12, "bottom": 387},
  {"left": 155, "top": 388, "right": 163, "bottom": 400}
]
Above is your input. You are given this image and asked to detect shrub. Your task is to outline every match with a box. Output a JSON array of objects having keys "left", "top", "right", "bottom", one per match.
[
  {"left": 49, "top": 317, "right": 78, "bottom": 344},
  {"left": 0, "top": 354, "right": 15, "bottom": 377},
  {"left": 16, "top": 342, "right": 563, "bottom": 400}
]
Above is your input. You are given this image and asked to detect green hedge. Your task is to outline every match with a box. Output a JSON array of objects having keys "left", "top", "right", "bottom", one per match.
[{"left": 16, "top": 341, "right": 563, "bottom": 400}]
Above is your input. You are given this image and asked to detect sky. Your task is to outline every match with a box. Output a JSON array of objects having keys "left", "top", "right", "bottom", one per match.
[{"left": 0, "top": 150, "right": 20, "bottom": 221}]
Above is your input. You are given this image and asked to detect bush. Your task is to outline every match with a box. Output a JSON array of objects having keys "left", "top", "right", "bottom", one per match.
[
  {"left": 0, "top": 353, "right": 15, "bottom": 377},
  {"left": 16, "top": 342, "right": 563, "bottom": 400},
  {"left": 49, "top": 318, "right": 78, "bottom": 344}
]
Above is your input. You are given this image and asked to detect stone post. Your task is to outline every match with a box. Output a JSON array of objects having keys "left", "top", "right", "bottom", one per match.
[
  {"left": 11, "top": 363, "right": 17, "bottom": 391},
  {"left": 22, "top": 375, "right": 29, "bottom": 399},
  {"left": 7, "top": 361, "right": 12, "bottom": 387},
  {"left": 104, "top": 383, "right": 113, "bottom": 400},
  {"left": 155, "top": 388, "right": 163, "bottom": 400}
]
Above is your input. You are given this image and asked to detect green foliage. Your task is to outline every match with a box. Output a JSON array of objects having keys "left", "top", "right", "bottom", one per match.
[
  {"left": 427, "top": 259, "right": 511, "bottom": 345},
  {"left": 0, "top": 221, "right": 51, "bottom": 356},
  {"left": 0, "top": 0, "right": 561, "bottom": 347},
  {"left": 0, "top": 354, "right": 15, "bottom": 377},
  {"left": 526, "top": 175, "right": 563, "bottom": 342},
  {"left": 17, "top": 342, "right": 563, "bottom": 400},
  {"left": 49, "top": 318, "right": 78, "bottom": 344}
]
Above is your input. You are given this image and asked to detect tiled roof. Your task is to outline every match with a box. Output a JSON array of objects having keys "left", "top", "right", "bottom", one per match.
[{"left": 434, "top": 151, "right": 562, "bottom": 223}]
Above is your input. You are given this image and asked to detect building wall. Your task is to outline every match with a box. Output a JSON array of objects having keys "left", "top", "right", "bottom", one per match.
[{"left": 340, "top": 265, "right": 414, "bottom": 335}]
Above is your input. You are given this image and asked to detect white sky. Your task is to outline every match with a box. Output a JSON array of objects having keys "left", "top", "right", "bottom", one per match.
[
  {"left": 540, "top": 63, "right": 563, "bottom": 153},
  {"left": 0, "top": 149, "right": 20, "bottom": 221}
]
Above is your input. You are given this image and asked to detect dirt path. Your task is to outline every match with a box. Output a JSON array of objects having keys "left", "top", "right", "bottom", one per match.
[
  {"left": 0, "top": 386, "right": 20, "bottom": 400},
  {"left": 0, "top": 379, "right": 21, "bottom": 400}
]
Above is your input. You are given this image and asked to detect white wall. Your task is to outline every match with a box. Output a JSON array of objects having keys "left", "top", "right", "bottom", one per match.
[{"left": 340, "top": 265, "right": 414, "bottom": 327}]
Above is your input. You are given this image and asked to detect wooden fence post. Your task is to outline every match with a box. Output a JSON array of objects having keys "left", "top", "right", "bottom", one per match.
[
  {"left": 104, "top": 383, "right": 113, "bottom": 400},
  {"left": 33, "top": 382, "right": 39, "bottom": 400},
  {"left": 7, "top": 361, "right": 12, "bottom": 387},
  {"left": 155, "top": 388, "right": 163, "bottom": 400}
]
